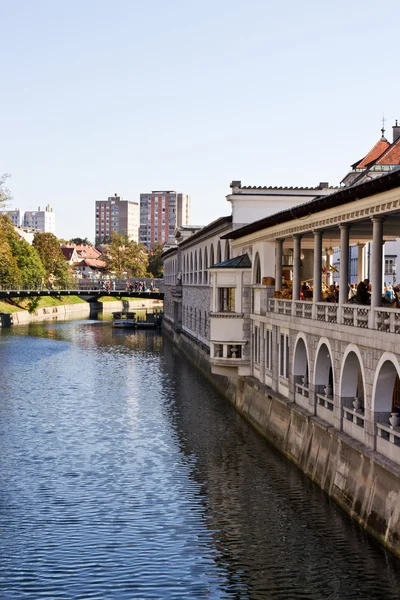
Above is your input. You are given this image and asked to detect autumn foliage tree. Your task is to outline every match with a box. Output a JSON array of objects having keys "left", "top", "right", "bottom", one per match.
[
  {"left": 0, "top": 214, "right": 45, "bottom": 288},
  {"left": 33, "top": 232, "right": 73, "bottom": 288},
  {"left": 102, "top": 232, "right": 149, "bottom": 278},
  {"left": 147, "top": 243, "right": 164, "bottom": 278}
]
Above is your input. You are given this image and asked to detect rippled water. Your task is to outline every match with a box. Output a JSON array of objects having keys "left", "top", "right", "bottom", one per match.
[{"left": 1, "top": 321, "right": 400, "bottom": 599}]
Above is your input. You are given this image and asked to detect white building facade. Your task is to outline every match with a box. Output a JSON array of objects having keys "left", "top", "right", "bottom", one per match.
[{"left": 23, "top": 205, "right": 56, "bottom": 234}]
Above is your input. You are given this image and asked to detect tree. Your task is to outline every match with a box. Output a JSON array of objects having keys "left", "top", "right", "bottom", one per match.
[
  {"left": 9, "top": 236, "right": 46, "bottom": 288},
  {"left": 33, "top": 232, "right": 73, "bottom": 288},
  {"left": 147, "top": 243, "right": 164, "bottom": 278},
  {"left": 102, "top": 232, "right": 149, "bottom": 278},
  {"left": 69, "top": 237, "right": 92, "bottom": 246},
  {"left": 0, "top": 173, "right": 12, "bottom": 208}
]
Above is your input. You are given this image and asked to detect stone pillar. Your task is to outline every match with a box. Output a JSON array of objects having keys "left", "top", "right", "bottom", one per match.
[
  {"left": 292, "top": 235, "right": 302, "bottom": 302},
  {"left": 275, "top": 239, "right": 284, "bottom": 292},
  {"left": 370, "top": 216, "right": 384, "bottom": 310},
  {"left": 339, "top": 224, "right": 350, "bottom": 307},
  {"left": 357, "top": 243, "right": 365, "bottom": 284},
  {"left": 313, "top": 230, "right": 323, "bottom": 303}
]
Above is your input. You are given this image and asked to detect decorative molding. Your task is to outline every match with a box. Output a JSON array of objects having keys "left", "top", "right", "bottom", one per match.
[{"left": 209, "top": 312, "right": 244, "bottom": 319}]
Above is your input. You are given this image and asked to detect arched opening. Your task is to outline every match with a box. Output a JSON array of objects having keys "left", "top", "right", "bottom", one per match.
[
  {"left": 374, "top": 360, "right": 400, "bottom": 414},
  {"left": 294, "top": 338, "right": 309, "bottom": 385},
  {"left": 210, "top": 244, "right": 215, "bottom": 268},
  {"left": 190, "top": 253, "right": 193, "bottom": 284},
  {"left": 203, "top": 247, "right": 208, "bottom": 284},
  {"left": 314, "top": 343, "right": 334, "bottom": 420},
  {"left": 254, "top": 253, "right": 261, "bottom": 284},
  {"left": 216, "top": 241, "right": 221, "bottom": 264},
  {"left": 194, "top": 251, "right": 198, "bottom": 284},
  {"left": 341, "top": 352, "right": 365, "bottom": 406},
  {"left": 225, "top": 240, "right": 230, "bottom": 261},
  {"left": 293, "top": 337, "right": 310, "bottom": 409},
  {"left": 341, "top": 350, "right": 366, "bottom": 437}
]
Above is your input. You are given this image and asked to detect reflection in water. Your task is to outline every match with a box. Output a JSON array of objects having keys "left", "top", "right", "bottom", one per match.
[{"left": 0, "top": 320, "right": 399, "bottom": 599}]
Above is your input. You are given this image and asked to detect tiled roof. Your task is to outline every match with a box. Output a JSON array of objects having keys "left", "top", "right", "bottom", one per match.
[
  {"left": 375, "top": 137, "right": 400, "bottom": 166},
  {"left": 76, "top": 259, "right": 106, "bottom": 268},
  {"left": 61, "top": 247, "right": 76, "bottom": 260},
  {"left": 353, "top": 138, "right": 390, "bottom": 169},
  {"left": 210, "top": 254, "right": 251, "bottom": 269},
  {"left": 237, "top": 185, "right": 334, "bottom": 191}
]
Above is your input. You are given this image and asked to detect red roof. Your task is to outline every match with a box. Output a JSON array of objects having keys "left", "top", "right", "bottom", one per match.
[
  {"left": 76, "top": 259, "right": 106, "bottom": 269},
  {"left": 375, "top": 137, "right": 400, "bottom": 166},
  {"left": 61, "top": 247, "right": 77, "bottom": 260},
  {"left": 353, "top": 138, "right": 390, "bottom": 169}
]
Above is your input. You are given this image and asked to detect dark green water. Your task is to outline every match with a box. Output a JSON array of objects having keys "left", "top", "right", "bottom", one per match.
[{"left": 1, "top": 320, "right": 399, "bottom": 599}]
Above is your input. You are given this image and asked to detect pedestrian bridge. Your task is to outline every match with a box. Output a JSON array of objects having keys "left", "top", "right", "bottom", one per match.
[{"left": 0, "top": 289, "right": 164, "bottom": 302}]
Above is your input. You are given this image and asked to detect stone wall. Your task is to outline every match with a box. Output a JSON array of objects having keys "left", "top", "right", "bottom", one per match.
[
  {"left": 182, "top": 285, "right": 211, "bottom": 343},
  {"left": 163, "top": 320, "right": 400, "bottom": 559}
]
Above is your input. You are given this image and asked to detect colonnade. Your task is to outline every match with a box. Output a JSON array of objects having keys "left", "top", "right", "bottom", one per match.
[{"left": 274, "top": 217, "right": 385, "bottom": 317}]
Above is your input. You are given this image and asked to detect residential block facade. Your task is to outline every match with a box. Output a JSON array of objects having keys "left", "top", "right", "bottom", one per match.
[
  {"left": 140, "top": 191, "right": 190, "bottom": 248},
  {"left": 95, "top": 194, "right": 139, "bottom": 243}
]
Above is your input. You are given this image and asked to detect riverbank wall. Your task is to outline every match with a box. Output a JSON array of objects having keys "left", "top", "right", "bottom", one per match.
[
  {"left": 0, "top": 298, "right": 164, "bottom": 327},
  {"left": 163, "top": 319, "right": 400, "bottom": 559},
  {"left": 0, "top": 303, "right": 91, "bottom": 326}
]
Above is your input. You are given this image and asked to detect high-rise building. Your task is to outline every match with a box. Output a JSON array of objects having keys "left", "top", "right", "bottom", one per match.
[
  {"left": 139, "top": 191, "right": 190, "bottom": 248},
  {"left": 23, "top": 205, "right": 56, "bottom": 234},
  {"left": 95, "top": 194, "right": 139, "bottom": 243},
  {"left": 1, "top": 209, "right": 22, "bottom": 227}
]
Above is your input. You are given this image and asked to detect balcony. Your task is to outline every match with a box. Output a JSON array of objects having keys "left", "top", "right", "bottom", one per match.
[
  {"left": 267, "top": 298, "right": 400, "bottom": 335},
  {"left": 210, "top": 312, "right": 249, "bottom": 376}
]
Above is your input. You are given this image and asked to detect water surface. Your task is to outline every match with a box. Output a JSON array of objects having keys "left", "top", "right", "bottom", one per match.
[{"left": 1, "top": 320, "right": 400, "bottom": 599}]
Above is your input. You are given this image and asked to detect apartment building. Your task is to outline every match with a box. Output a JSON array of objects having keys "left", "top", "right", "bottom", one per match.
[
  {"left": 140, "top": 191, "right": 190, "bottom": 248},
  {"left": 95, "top": 194, "right": 139, "bottom": 243},
  {"left": 23, "top": 205, "right": 56, "bottom": 234}
]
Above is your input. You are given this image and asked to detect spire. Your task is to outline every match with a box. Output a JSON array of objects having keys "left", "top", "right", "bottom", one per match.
[{"left": 381, "top": 115, "right": 387, "bottom": 141}]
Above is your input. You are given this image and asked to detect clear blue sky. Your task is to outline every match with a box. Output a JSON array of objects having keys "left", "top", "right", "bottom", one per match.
[{"left": 1, "top": 0, "right": 399, "bottom": 240}]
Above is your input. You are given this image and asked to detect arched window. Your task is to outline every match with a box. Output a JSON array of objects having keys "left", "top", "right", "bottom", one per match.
[
  {"left": 203, "top": 247, "right": 208, "bottom": 284},
  {"left": 217, "top": 241, "right": 221, "bottom": 264},
  {"left": 190, "top": 253, "right": 193, "bottom": 284},
  {"left": 210, "top": 244, "right": 215, "bottom": 268},
  {"left": 254, "top": 253, "right": 261, "bottom": 284},
  {"left": 194, "top": 251, "right": 198, "bottom": 284},
  {"left": 199, "top": 249, "right": 203, "bottom": 284},
  {"left": 225, "top": 240, "right": 230, "bottom": 261}
]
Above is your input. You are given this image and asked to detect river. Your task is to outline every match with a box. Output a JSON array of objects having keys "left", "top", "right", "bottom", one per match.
[{"left": 1, "top": 320, "right": 400, "bottom": 599}]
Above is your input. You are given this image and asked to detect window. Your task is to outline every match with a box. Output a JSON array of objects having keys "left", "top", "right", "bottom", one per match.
[
  {"left": 279, "top": 333, "right": 289, "bottom": 379},
  {"left": 219, "top": 288, "right": 235, "bottom": 312},
  {"left": 253, "top": 326, "right": 261, "bottom": 364},
  {"left": 265, "top": 329, "right": 272, "bottom": 371}
]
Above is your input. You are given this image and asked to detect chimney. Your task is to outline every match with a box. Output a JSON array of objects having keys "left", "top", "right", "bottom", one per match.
[
  {"left": 230, "top": 180, "right": 241, "bottom": 189},
  {"left": 393, "top": 120, "right": 400, "bottom": 143},
  {"left": 317, "top": 182, "right": 329, "bottom": 189}
]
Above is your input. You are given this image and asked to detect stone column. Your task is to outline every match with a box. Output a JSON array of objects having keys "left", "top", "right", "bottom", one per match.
[
  {"left": 357, "top": 243, "right": 365, "bottom": 283},
  {"left": 370, "top": 217, "right": 384, "bottom": 310},
  {"left": 275, "top": 239, "right": 284, "bottom": 292},
  {"left": 313, "top": 230, "right": 323, "bottom": 303},
  {"left": 292, "top": 235, "right": 302, "bottom": 302},
  {"left": 339, "top": 224, "right": 350, "bottom": 307}
]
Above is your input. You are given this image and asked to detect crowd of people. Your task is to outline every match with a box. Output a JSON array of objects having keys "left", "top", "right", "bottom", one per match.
[
  {"left": 299, "top": 278, "right": 400, "bottom": 306},
  {"left": 125, "top": 280, "right": 155, "bottom": 293}
]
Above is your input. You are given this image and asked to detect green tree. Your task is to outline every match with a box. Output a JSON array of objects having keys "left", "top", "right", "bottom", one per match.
[
  {"left": 33, "top": 232, "right": 73, "bottom": 288},
  {"left": 102, "top": 232, "right": 149, "bottom": 278},
  {"left": 9, "top": 236, "right": 46, "bottom": 288},
  {"left": 0, "top": 173, "right": 12, "bottom": 208},
  {"left": 69, "top": 237, "right": 92, "bottom": 246},
  {"left": 147, "top": 243, "right": 164, "bottom": 278}
]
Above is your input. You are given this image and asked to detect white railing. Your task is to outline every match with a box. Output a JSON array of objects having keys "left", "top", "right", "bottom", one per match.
[
  {"left": 316, "top": 302, "right": 338, "bottom": 323},
  {"left": 316, "top": 393, "right": 334, "bottom": 411},
  {"left": 294, "top": 300, "right": 313, "bottom": 319},
  {"left": 213, "top": 343, "right": 244, "bottom": 360},
  {"left": 342, "top": 305, "right": 370, "bottom": 328},
  {"left": 267, "top": 298, "right": 400, "bottom": 335},
  {"left": 377, "top": 421, "right": 400, "bottom": 444},
  {"left": 343, "top": 406, "right": 365, "bottom": 428},
  {"left": 272, "top": 299, "right": 293, "bottom": 316},
  {"left": 295, "top": 383, "right": 309, "bottom": 398},
  {"left": 374, "top": 307, "right": 400, "bottom": 333}
]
